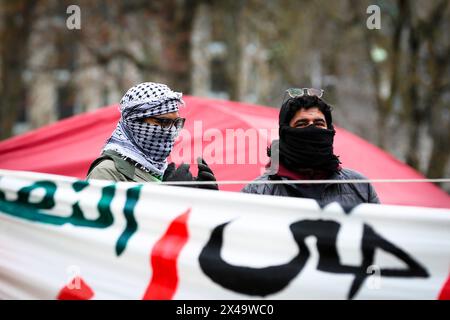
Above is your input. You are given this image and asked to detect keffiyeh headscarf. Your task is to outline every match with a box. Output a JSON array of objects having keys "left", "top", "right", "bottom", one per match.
[{"left": 103, "top": 82, "right": 184, "bottom": 177}]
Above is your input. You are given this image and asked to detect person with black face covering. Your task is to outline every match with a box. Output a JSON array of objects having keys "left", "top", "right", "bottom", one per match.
[{"left": 242, "top": 88, "right": 379, "bottom": 208}]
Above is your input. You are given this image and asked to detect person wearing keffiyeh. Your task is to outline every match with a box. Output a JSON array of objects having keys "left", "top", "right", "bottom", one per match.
[{"left": 87, "top": 82, "right": 218, "bottom": 190}]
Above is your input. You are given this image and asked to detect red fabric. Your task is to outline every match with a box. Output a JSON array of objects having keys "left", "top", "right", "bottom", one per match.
[
  {"left": 438, "top": 274, "right": 450, "bottom": 300},
  {"left": 143, "top": 209, "right": 190, "bottom": 300},
  {"left": 0, "top": 96, "right": 448, "bottom": 208},
  {"left": 57, "top": 277, "right": 94, "bottom": 300}
]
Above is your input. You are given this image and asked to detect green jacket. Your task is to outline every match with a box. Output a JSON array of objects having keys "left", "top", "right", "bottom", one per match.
[{"left": 86, "top": 150, "right": 161, "bottom": 183}]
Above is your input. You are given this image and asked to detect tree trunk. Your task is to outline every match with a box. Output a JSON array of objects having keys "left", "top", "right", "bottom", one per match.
[
  {"left": 221, "top": 0, "right": 245, "bottom": 101},
  {"left": 157, "top": 0, "right": 200, "bottom": 94},
  {"left": 0, "top": 0, "right": 37, "bottom": 140},
  {"left": 427, "top": 130, "right": 450, "bottom": 181},
  {"left": 403, "top": 38, "right": 421, "bottom": 170},
  {"left": 403, "top": 1, "right": 422, "bottom": 171}
]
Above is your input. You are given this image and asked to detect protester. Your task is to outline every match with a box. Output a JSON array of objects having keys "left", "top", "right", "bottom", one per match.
[
  {"left": 242, "top": 88, "right": 379, "bottom": 207},
  {"left": 87, "top": 82, "right": 217, "bottom": 190}
]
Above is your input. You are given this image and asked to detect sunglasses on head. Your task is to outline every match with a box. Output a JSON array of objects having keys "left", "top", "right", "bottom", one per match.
[{"left": 286, "top": 88, "right": 324, "bottom": 99}]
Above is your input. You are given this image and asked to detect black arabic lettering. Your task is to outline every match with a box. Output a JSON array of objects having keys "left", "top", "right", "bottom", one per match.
[{"left": 199, "top": 219, "right": 429, "bottom": 299}]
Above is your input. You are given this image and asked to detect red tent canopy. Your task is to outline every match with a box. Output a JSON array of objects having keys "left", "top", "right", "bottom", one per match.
[{"left": 0, "top": 96, "right": 449, "bottom": 208}]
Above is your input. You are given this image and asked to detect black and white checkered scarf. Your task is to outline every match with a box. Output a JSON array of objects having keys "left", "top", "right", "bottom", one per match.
[{"left": 103, "top": 82, "right": 184, "bottom": 178}]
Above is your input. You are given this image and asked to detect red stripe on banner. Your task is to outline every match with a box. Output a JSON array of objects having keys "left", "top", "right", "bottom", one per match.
[
  {"left": 57, "top": 277, "right": 94, "bottom": 300},
  {"left": 438, "top": 274, "right": 450, "bottom": 300},
  {"left": 142, "top": 208, "right": 191, "bottom": 300}
]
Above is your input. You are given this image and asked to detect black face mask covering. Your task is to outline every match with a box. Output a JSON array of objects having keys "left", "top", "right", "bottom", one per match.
[{"left": 278, "top": 125, "right": 341, "bottom": 173}]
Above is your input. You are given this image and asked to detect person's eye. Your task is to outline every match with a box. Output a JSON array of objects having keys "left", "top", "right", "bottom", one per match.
[
  {"left": 155, "top": 118, "right": 172, "bottom": 127},
  {"left": 162, "top": 119, "right": 172, "bottom": 127},
  {"left": 295, "top": 121, "right": 307, "bottom": 128},
  {"left": 314, "top": 121, "right": 326, "bottom": 127}
]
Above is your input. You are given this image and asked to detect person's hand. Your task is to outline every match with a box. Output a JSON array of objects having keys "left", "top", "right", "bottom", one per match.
[
  {"left": 162, "top": 159, "right": 218, "bottom": 190},
  {"left": 163, "top": 162, "right": 194, "bottom": 185},
  {"left": 195, "top": 157, "right": 218, "bottom": 190}
]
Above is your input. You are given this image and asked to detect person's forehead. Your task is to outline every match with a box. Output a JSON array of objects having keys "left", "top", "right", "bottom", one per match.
[{"left": 295, "top": 107, "right": 325, "bottom": 118}]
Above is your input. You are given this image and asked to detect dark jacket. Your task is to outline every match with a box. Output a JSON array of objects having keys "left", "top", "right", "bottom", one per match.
[
  {"left": 242, "top": 168, "right": 380, "bottom": 208},
  {"left": 86, "top": 150, "right": 161, "bottom": 183}
]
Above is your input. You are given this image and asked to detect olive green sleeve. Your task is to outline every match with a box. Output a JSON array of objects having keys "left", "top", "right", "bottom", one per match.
[{"left": 86, "top": 160, "right": 129, "bottom": 182}]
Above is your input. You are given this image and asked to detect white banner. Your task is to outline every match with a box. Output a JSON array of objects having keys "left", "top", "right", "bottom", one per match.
[{"left": 0, "top": 169, "right": 449, "bottom": 300}]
